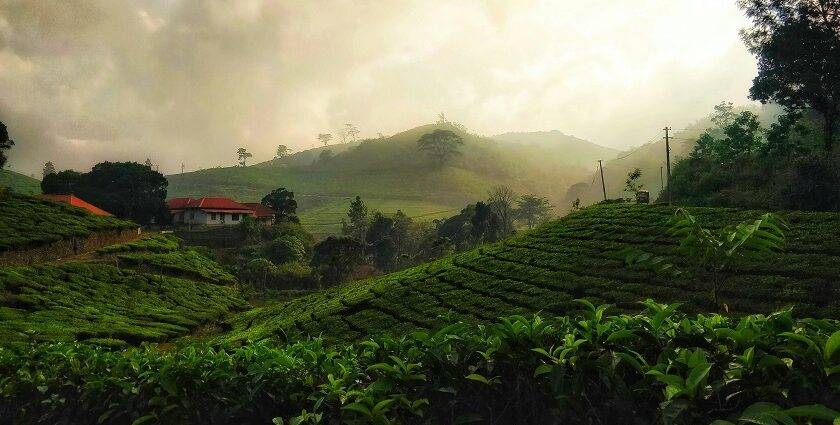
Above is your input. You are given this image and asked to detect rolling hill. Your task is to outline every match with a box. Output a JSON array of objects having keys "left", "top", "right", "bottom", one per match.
[
  {"left": 166, "top": 123, "right": 617, "bottom": 236},
  {"left": 0, "top": 169, "right": 40, "bottom": 194},
  {"left": 215, "top": 203, "right": 840, "bottom": 344}
]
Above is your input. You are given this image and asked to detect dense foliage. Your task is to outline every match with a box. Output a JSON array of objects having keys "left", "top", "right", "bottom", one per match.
[
  {"left": 0, "top": 121, "right": 13, "bottom": 169},
  {"left": 0, "top": 191, "right": 135, "bottom": 253},
  {"left": 41, "top": 161, "right": 169, "bottom": 224},
  {"left": 115, "top": 250, "right": 237, "bottom": 285},
  {"left": 218, "top": 204, "right": 840, "bottom": 344},
  {"left": 0, "top": 262, "right": 243, "bottom": 345},
  {"left": 2, "top": 303, "right": 839, "bottom": 424}
]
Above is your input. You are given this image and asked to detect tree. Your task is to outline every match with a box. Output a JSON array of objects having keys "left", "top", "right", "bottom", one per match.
[
  {"left": 144, "top": 158, "right": 153, "bottom": 168},
  {"left": 42, "top": 162, "right": 169, "bottom": 224},
  {"left": 41, "top": 170, "right": 82, "bottom": 194},
  {"left": 317, "top": 133, "right": 333, "bottom": 147},
  {"left": 711, "top": 101, "right": 737, "bottom": 128},
  {"left": 416, "top": 129, "right": 464, "bottom": 171},
  {"left": 0, "top": 121, "right": 15, "bottom": 169},
  {"left": 42, "top": 162, "right": 56, "bottom": 178},
  {"left": 342, "top": 196, "right": 368, "bottom": 241},
  {"left": 624, "top": 168, "right": 644, "bottom": 193},
  {"left": 238, "top": 215, "right": 261, "bottom": 243},
  {"left": 276, "top": 145, "right": 291, "bottom": 159},
  {"left": 623, "top": 208, "right": 787, "bottom": 307},
  {"left": 515, "top": 195, "right": 553, "bottom": 229},
  {"left": 261, "top": 187, "right": 298, "bottom": 223},
  {"left": 690, "top": 111, "right": 765, "bottom": 162},
  {"left": 738, "top": 0, "right": 840, "bottom": 150},
  {"left": 311, "top": 236, "right": 364, "bottom": 286},
  {"left": 341, "top": 124, "right": 360, "bottom": 143},
  {"left": 436, "top": 112, "right": 447, "bottom": 124},
  {"left": 265, "top": 235, "right": 306, "bottom": 264},
  {"left": 237, "top": 148, "right": 252, "bottom": 167},
  {"left": 488, "top": 185, "right": 516, "bottom": 237}
]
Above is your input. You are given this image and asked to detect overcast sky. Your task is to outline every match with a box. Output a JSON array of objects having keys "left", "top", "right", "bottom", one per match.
[{"left": 0, "top": 0, "right": 759, "bottom": 176}]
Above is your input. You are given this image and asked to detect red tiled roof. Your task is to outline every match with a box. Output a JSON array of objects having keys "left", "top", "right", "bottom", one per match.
[
  {"left": 167, "top": 196, "right": 254, "bottom": 212},
  {"left": 242, "top": 203, "right": 276, "bottom": 218},
  {"left": 39, "top": 194, "right": 113, "bottom": 216}
]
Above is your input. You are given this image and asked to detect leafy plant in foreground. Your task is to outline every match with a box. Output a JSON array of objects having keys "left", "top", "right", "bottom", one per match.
[{"left": 624, "top": 208, "right": 787, "bottom": 307}]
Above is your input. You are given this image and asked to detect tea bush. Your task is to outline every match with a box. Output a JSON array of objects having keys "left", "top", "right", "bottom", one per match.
[
  {"left": 0, "top": 191, "right": 135, "bottom": 252},
  {"left": 1, "top": 301, "right": 838, "bottom": 424},
  {"left": 217, "top": 204, "right": 840, "bottom": 344}
]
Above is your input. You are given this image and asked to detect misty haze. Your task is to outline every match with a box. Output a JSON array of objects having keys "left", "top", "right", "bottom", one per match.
[{"left": 0, "top": 1, "right": 839, "bottom": 424}]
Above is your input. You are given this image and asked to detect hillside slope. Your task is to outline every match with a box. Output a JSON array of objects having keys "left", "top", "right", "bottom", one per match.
[
  {"left": 0, "top": 192, "right": 135, "bottom": 253},
  {"left": 0, "top": 169, "right": 39, "bottom": 194},
  {"left": 216, "top": 204, "right": 840, "bottom": 344},
  {"left": 166, "top": 124, "right": 613, "bottom": 228},
  {"left": 490, "top": 130, "right": 619, "bottom": 168}
]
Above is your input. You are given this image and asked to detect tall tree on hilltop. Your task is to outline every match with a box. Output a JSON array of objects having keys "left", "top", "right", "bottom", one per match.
[
  {"left": 342, "top": 196, "right": 368, "bottom": 241},
  {"left": 144, "top": 158, "right": 153, "bottom": 168},
  {"left": 515, "top": 195, "right": 553, "bottom": 229},
  {"left": 261, "top": 187, "right": 299, "bottom": 223},
  {"left": 417, "top": 129, "right": 464, "bottom": 171},
  {"left": 42, "top": 162, "right": 56, "bottom": 178},
  {"left": 276, "top": 144, "right": 291, "bottom": 158},
  {"left": 237, "top": 148, "right": 252, "bottom": 167},
  {"left": 317, "top": 133, "right": 333, "bottom": 147},
  {"left": 341, "top": 124, "right": 359, "bottom": 144},
  {"left": 0, "top": 121, "right": 15, "bottom": 169},
  {"left": 738, "top": 0, "right": 840, "bottom": 150}
]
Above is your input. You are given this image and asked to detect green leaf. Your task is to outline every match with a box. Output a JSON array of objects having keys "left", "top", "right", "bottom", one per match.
[
  {"left": 533, "top": 364, "right": 553, "bottom": 377},
  {"left": 158, "top": 374, "right": 177, "bottom": 395},
  {"left": 132, "top": 415, "right": 157, "bottom": 425},
  {"left": 785, "top": 404, "right": 840, "bottom": 420},
  {"left": 465, "top": 374, "right": 491, "bottom": 385},
  {"left": 341, "top": 402, "right": 372, "bottom": 418},
  {"left": 372, "top": 399, "right": 397, "bottom": 416},
  {"left": 685, "top": 363, "right": 712, "bottom": 394},
  {"left": 606, "top": 329, "right": 636, "bottom": 342},
  {"left": 825, "top": 330, "right": 840, "bottom": 361}
]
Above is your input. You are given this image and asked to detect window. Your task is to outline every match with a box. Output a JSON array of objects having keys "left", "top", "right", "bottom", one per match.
[
  {"left": 232, "top": 213, "right": 240, "bottom": 221},
  {"left": 211, "top": 212, "right": 217, "bottom": 220}
]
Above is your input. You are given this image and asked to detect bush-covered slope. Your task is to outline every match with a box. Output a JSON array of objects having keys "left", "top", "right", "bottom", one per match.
[
  {"left": 0, "top": 169, "right": 39, "bottom": 195},
  {"left": 217, "top": 204, "right": 840, "bottom": 344},
  {"left": 3, "top": 306, "right": 839, "bottom": 424},
  {"left": 0, "top": 191, "right": 135, "bottom": 252},
  {"left": 0, "top": 235, "right": 244, "bottom": 346}
]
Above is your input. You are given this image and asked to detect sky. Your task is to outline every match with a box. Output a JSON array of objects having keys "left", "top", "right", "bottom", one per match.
[{"left": 0, "top": 0, "right": 760, "bottom": 176}]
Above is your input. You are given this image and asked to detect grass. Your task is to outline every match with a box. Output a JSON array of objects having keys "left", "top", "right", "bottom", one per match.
[
  {"left": 299, "top": 197, "right": 459, "bottom": 239},
  {"left": 0, "top": 191, "right": 136, "bottom": 252},
  {"left": 214, "top": 203, "right": 840, "bottom": 345},
  {"left": 0, "top": 169, "right": 40, "bottom": 195}
]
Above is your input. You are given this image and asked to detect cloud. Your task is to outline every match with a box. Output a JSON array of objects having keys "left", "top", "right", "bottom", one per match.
[{"left": 0, "top": 0, "right": 758, "bottom": 176}]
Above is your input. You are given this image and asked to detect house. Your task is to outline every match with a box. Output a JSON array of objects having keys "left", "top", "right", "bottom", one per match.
[
  {"left": 242, "top": 203, "right": 277, "bottom": 225},
  {"left": 39, "top": 194, "right": 113, "bottom": 216},
  {"left": 167, "top": 197, "right": 256, "bottom": 225}
]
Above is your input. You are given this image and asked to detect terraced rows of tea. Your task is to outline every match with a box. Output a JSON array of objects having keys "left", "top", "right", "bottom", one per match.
[
  {"left": 0, "top": 236, "right": 244, "bottom": 346},
  {"left": 218, "top": 204, "right": 840, "bottom": 344}
]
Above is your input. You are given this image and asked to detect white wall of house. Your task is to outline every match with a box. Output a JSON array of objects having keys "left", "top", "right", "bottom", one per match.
[{"left": 174, "top": 210, "right": 249, "bottom": 225}]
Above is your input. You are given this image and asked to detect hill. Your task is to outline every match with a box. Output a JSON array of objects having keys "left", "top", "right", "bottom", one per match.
[
  {"left": 490, "top": 130, "right": 619, "bottom": 168},
  {"left": 216, "top": 203, "right": 840, "bottom": 344},
  {"left": 0, "top": 191, "right": 136, "bottom": 253},
  {"left": 167, "top": 124, "right": 615, "bottom": 236},
  {"left": 0, "top": 169, "right": 40, "bottom": 194},
  {"left": 0, "top": 235, "right": 244, "bottom": 346}
]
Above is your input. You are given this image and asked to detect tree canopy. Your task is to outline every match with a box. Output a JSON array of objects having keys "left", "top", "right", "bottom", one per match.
[
  {"left": 416, "top": 129, "right": 464, "bottom": 170},
  {"left": 261, "top": 187, "right": 298, "bottom": 223},
  {"left": 41, "top": 162, "right": 169, "bottom": 224},
  {"left": 738, "top": 0, "right": 840, "bottom": 150},
  {"left": 0, "top": 121, "right": 15, "bottom": 169}
]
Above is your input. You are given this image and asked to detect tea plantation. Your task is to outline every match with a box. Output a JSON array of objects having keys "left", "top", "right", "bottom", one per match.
[
  {"left": 0, "top": 235, "right": 245, "bottom": 346},
  {"left": 217, "top": 204, "right": 840, "bottom": 344},
  {"left": 0, "top": 191, "right": 135, "bottom": 252}
]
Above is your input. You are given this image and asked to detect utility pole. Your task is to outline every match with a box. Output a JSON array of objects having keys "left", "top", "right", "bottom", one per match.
[
  {"left": 598, "top": 160, "right": 607, "bottom": 201},
  {"left": 181, "top": 163, "right": 185, "bottom": 174},
  {"left": 660, "top": 166, "right": 664, "bottom": 192},
  {"left": 664, "top": 126, "right": 672, "bottom": 204}
]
